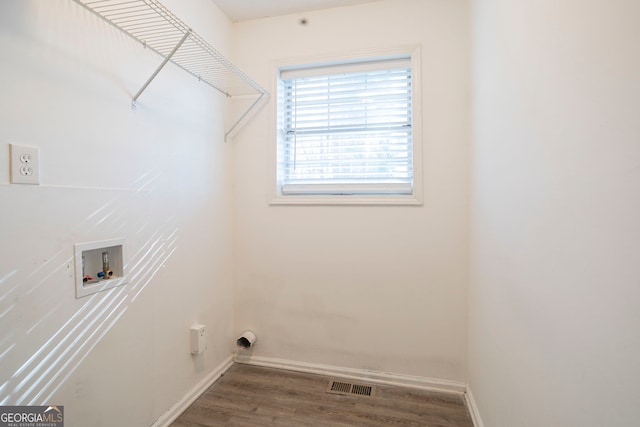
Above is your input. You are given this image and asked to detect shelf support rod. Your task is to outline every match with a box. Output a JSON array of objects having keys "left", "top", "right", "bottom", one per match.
[
  {"left": 225, "top": 92, "right": 266, "bottom": 141},
  {"left": 132, "top": 29, "right": 192, "bottom": 109}
]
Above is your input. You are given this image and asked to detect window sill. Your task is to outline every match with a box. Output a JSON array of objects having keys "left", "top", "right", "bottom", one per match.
[{"left": 269, "top": 194, "right": 423, "bottom": 206}]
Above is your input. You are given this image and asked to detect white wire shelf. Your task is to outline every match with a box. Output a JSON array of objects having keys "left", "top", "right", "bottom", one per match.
[{"left": 72, "top": 0, "right": 268, "bottom": 139}]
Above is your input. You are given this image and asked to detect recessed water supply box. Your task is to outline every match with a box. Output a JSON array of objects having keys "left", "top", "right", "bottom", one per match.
[{"left": 74, "top": 238, "right": 128, "bottom": 299}]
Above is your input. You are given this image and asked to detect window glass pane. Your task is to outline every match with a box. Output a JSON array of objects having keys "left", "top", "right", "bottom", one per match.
[{"left": 279, "top": 61, "right": 413, "bottom": 195}]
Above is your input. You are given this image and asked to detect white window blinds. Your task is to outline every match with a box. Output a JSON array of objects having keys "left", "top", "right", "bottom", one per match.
[{"left": 280, "top": 58, "right": 413, "bottom": 196}]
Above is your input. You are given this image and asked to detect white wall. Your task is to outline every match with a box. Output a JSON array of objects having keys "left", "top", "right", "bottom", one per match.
[
  {"left": 231, "top": 0, "right": 470, "bottom": 383},
  {"left": 0, "top": 1, "right": 235, "bottom": 425},
  {"left": 469, "top": 0, "right": 640, "bottom": 425}
]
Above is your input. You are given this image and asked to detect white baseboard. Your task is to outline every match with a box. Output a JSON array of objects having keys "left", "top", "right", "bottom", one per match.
[
  {"left": 465, "top": 385, "right": 485, "bottom": 427},
  {"left": 151, "top": 355, "right": 234, "bottom": 427},
  {"left": 234, "top": 353, "right": 466, "bottom": 395}
]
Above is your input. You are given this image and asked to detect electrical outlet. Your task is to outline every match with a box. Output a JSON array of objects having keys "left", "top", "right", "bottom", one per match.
[{"left": 10, "top": 144, "right": 40, "bottom": 185}]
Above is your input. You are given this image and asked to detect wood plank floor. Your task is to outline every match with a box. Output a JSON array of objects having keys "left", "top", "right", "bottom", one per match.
[{"left": 170, "top": 364, "right": 474, "bottom": 426}]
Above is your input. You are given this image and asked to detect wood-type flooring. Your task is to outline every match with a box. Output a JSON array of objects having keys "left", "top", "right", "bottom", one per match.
[{"left": 171, "top": 363, "right": 474, "bottom": 426}]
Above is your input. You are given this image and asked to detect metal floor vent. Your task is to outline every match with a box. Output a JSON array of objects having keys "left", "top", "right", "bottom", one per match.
[{"left": 326, "top": 380, "right": 375, "bottom": 397}]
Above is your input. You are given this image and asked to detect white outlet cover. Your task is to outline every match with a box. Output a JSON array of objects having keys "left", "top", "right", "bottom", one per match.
[{"left": 10, "top": 143, "right": 40, "bottom": 185}]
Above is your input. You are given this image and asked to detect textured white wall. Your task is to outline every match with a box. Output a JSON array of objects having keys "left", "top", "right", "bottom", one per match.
[
  {"left": 0, "top": 1, "right": 235, "bottom": 425},
  {"left": 469, "top": 0, "right": 640, "bottom": 425},
  {"left": 231, "top": 0, "right": 471, "bottom": 383}
]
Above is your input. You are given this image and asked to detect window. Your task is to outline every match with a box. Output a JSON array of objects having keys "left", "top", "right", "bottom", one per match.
[{"left": 274, "top": 48, "right": 421, "bottom": 204}]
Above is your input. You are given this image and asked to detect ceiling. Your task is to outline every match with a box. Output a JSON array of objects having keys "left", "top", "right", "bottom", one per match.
[{"left": 213, "top": 0, "right": 381, "bottom": 22}]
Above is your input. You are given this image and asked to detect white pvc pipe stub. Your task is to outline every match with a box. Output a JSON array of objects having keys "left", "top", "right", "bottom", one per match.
[{"left": 237, "top": 330, "right": 257, "bottom": 349}]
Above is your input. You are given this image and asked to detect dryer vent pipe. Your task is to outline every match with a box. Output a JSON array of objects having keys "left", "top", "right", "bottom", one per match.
[{"left": 237, "top": 330, "right": 257, "bottom": 349}]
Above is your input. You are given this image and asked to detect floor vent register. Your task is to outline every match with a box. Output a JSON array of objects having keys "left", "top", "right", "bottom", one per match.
[{"left": 326, "top": 380, "right": 375, "bottom": 397}]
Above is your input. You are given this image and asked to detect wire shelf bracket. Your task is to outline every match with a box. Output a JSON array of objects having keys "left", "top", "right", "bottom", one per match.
[{"left": 72, "top": 0, "right": 269, "bottom": 140}]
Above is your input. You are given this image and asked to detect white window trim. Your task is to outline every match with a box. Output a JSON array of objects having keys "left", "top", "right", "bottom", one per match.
[{"left": 269, "top": 45, "right": 423, "bottom": 206}]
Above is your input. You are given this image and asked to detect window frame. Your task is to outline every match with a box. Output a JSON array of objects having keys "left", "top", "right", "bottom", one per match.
[{"left": 269, "top": 45, "right": 423, "bottom": 206}]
